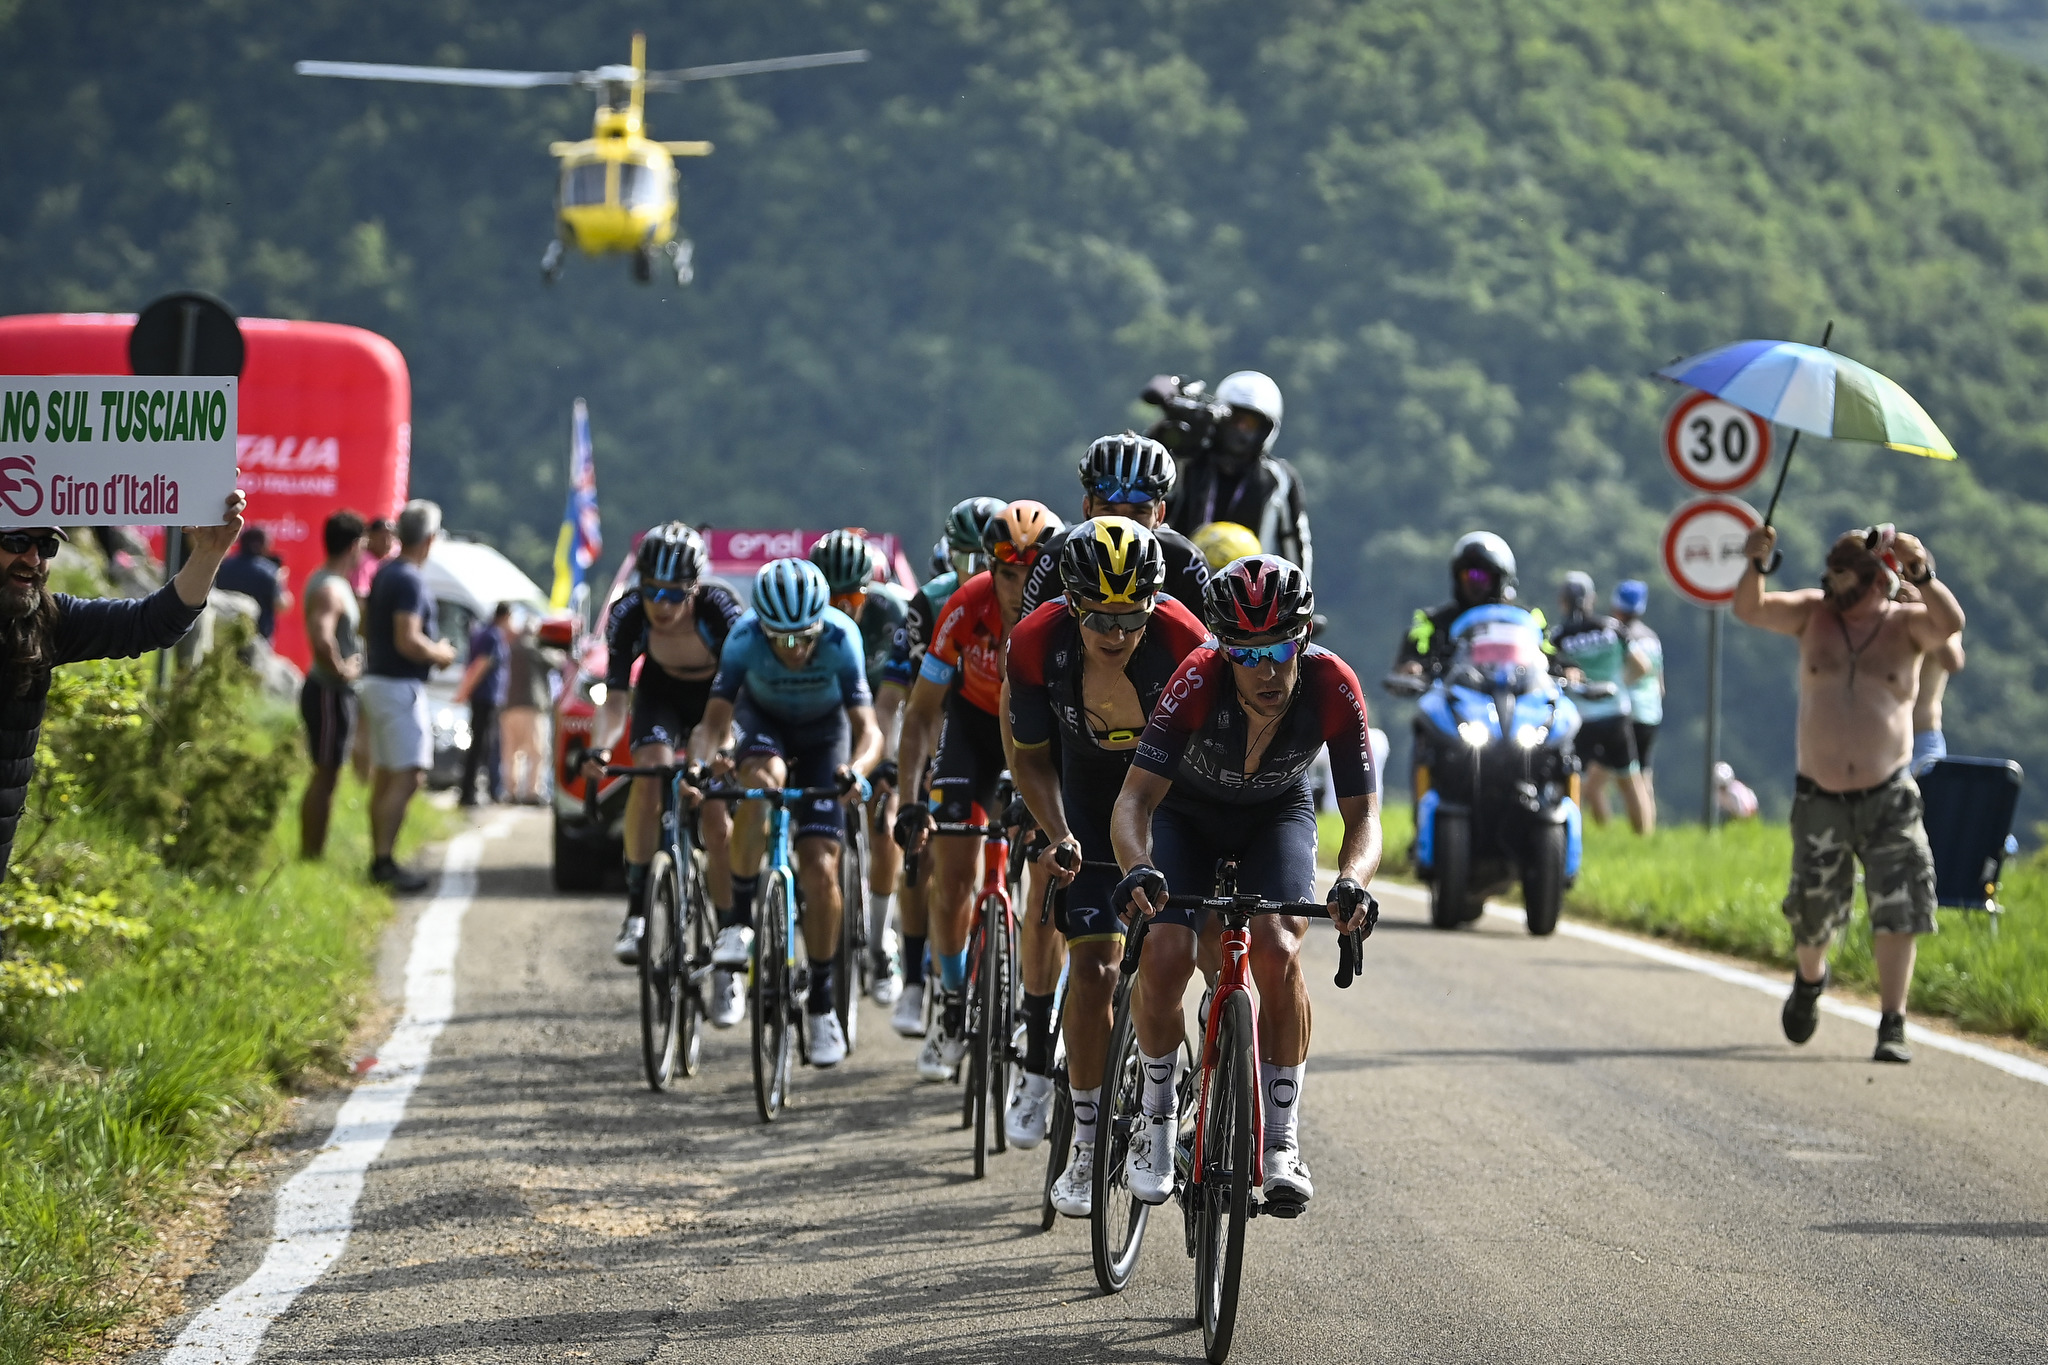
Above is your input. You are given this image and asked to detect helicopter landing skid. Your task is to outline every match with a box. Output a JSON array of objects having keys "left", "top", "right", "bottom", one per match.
[{"left": 540, "top": 239, "right": 565, "bottom": 285}]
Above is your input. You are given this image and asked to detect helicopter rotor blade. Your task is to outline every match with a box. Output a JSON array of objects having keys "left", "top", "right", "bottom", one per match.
[
  {"left": 295, "top": 60, "right": 582, "bottom": 89},
  {"left": 642, "top": 49, "right": 869, "bottom": 90}
]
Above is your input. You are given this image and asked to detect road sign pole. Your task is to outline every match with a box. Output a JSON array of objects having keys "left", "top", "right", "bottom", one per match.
[{"left": 1702, "top": 606, "right": 1722, "bottom": 830}]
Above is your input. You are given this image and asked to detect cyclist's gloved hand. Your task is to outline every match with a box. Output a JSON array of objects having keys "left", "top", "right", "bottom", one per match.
[
  {"left": 893, "top": 803, "right": 933, "bottom": 851},
  {"left": 1113, "top": 865, "right": 1168, "bottom": 921},
  {"left": 1328, "top": 876, "right": 1376, "bottom": 936},
  {"left": 835, "top": 765, "right": 868, "bottom": 799},
  {"left": 872, "top": 758, "right": 900, "bottom": 791}
]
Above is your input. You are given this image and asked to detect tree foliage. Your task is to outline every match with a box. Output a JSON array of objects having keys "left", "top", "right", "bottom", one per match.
[{"left": 7, "top": 0, "right": 2048, "bottom": 818}]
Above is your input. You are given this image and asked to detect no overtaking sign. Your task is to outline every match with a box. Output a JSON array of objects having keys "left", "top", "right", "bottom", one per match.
[{"left": 0, "top": 376, "right": 238, "bottom": 527}]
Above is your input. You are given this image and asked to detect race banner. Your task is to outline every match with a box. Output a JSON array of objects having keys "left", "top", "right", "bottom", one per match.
[{"left": 0, "top": 375, "right": 238, "bottom": 527}]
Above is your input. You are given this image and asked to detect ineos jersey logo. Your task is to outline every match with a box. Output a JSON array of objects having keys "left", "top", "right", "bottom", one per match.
[{"left": 1156, "top": 661, "right": 1206, "bottom": 715}]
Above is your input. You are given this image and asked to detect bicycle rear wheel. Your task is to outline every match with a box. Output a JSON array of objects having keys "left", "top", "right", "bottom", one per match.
[
  {"left": 961, "top": 908, "right": 986, "bottom": 1132},
  {"left": 638, "top": 851, "right": 683, "bottom": 1091},
  {"left": 985, "top": 892, "right": 1016, "bottom": 1158},
  {"left": 1090, "top": 973, "right": 1151, "bottom": 1293},
  {"left": 752, "top": 872, "right": 794, "bottom": 1123},
  {"left": 676, "top": 845, "right": 712, "bottom": 1079},
  {"left": 1197, "top": 991, "right": 1255, "bottom": 1362},
  {"left": 836, "top": 809, "right": 868, "bottom": 1055}
]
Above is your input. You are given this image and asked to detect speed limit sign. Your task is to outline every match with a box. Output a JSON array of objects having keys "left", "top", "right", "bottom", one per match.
[{"left": 1663, "top": 390, "right": 1771, "bottom": 493}]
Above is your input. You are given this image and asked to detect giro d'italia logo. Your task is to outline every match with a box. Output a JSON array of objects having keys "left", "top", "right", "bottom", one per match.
[{"left": 0, "top": 453, "right": 43, "bottom": 518}]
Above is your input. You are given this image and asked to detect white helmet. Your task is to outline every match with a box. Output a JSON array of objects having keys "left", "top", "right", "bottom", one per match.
[{"left": 1215, "top": 370, "right": 1284, "bottom": 454}]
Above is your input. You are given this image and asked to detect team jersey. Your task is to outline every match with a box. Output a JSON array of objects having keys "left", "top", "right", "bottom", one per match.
[
  {"left": 1018, "top": 523, "right": 1211, "bottom": 617},
  {"left": 1007, "top": 597, "right": 1210, "bottom": 754},
  {"left": 852, "top": 584, "right": 911, "bottom": 683},
  {"left": 711, "top": 606, "right": 872, "bottom": 722},
  {"left": 1133, "top": 642, "right": 1377, "bottom": 806},
  {"left": 604, "top": 583, "right": 745, "bottom": 689},
  {"left": 1549, "top": 611, "right": 1632, "bottom": 722},
  {"left": 919, "top": 572, "right": 1008, "bottom": 716},
  {"left": 1620, "top": 618, "right": 1664, "bottom": 726},
  {"left": 879, "top": 569, "right": 959, "bottom": 691}
]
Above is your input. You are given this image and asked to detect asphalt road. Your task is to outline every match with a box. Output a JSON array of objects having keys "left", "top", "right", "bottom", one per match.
[{"left": 154, "top": 809, "right": 2048, "bottom": 1363}]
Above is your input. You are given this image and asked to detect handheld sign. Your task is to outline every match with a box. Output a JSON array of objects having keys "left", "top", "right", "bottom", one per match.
[
  {"left": 0, "top": 377, "right": 238, "bottom": 528},
  {"left": 1663, "top": 390, "right": 1770, "bottom": 493},
  {"left": 1662, "top": 495, "right": 1761, "bottom": 607}
]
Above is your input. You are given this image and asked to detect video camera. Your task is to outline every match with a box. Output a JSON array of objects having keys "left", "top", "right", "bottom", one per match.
[{"left": 1140, "top": 374, "right": 1231, "bottom": 461}]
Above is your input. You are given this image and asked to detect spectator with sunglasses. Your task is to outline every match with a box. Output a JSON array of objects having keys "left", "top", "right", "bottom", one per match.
[
  {"left": 1007, "top": 517, "right": 1209, "bottom": 1211},
  {"left": 1111, "top": 554, "right": 1381, "bottom": 1214},
  {"left": 1019, "top": 433, "right": 1209, "bottom": 616},
  {"left": 0, "top": 492, "right": 248, "bottom": 878}
]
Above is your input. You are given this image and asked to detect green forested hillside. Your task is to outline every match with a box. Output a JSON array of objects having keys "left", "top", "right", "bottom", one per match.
[{"left": 8, "top": 0, "right": 2048, "bottom": 823}]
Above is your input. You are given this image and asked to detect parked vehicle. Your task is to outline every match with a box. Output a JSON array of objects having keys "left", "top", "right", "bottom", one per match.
[{"left": 1388, "top": 604, "right": 1590, "bottom": 935}]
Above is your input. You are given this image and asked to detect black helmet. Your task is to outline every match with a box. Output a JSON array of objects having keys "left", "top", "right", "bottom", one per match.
[
  {"left": 1204, "top": 554, "right": 1314, "bottom": 644},
  {"left": 809, "top": 529, "right": 880, "bottom": 595},
  {"left": 1450, "top": 531, "right": 1516, "bottom": 603},
  {"left": 1059, "top": 517, "right": 1166, "bottom": 605},
  {"left": 636, "top": 521, "right": 709, "bottom": 584},
  {"left": 946, "top": 497, "right": 1007, "bottom": 556},
  {"left": 1078, "top": 432, "right": 1177, "bottom": 503}
]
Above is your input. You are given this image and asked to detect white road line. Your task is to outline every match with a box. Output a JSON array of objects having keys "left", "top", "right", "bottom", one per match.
[
  {"left": 165, "top": 822, "right": 503, "bottom": 1364},
  {"left": 1365, "top": 880, "right": 2048, "bottom": 1089}
]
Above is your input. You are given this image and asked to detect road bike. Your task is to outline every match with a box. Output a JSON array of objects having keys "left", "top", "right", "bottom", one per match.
[
  {"left": 932, "top": 799, "right": 1030, "bottom": 1179},
  {"left": 603, "top": 762, "right": 717, "bottom": 1092},
  {"left": 839, "top": 793, "right": 873, "bottom": 1054},
  {"left": 700, "top": 781, "right": 864, "bottom": 1123}
]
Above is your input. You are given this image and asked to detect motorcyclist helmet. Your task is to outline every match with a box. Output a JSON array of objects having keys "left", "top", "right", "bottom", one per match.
[
  {"left": 1450, "top": 531, "right": 1517, "bottom": 604},
  {"left": 1079, "top": 431, "right": 1177, "bottom": 506},
  {"left": 1204, "top": 554, "right": 1314, "bottom": 644},
  {"left": 1192, "top": 520, "right": 1262, "bottom": 570},
  {"left": 809, "top": 528, "right": 880, "bottom": 596},
  {"left": 635, "top": 521, "right": 709, "bottom": 586},
  {"left": 1213, "top": 370, "right": 1284, "bottom": 466},
  {"left": 1612, "top": 579, "right": 1649, "bottom": 617},
  {"left": 983, "top": 500, "right": 1064, "bottom": 566},
  {"left": 752, "top": 558, "right": 830, "bottom": 635},
  {"left": 1059, "top": 517, "right": 1166, "bottom": 605},
  {"left": 1561, "top": 570, "right": 1595, "bottom": 614}
]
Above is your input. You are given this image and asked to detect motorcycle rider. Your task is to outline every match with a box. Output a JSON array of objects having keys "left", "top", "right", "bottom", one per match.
[
  {"left": 1162, "top": 371, "right": 1312, "bottom": 580},
  {"left": 1392, "top": 532, "right": 1522, "bottom": 685}
]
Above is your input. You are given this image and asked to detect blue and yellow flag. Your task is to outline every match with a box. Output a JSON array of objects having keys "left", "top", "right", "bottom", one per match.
[{"left": 550, "top": 398, "right": 602, "bottom": 609}]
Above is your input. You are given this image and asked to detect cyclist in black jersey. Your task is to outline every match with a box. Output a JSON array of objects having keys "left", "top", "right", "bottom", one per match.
[
  {"left": 1018, "top": 433, "right": 1209, "bottom": 617},
  {"left": 1112, "top": 555, "right": 1381, "bottom": 1214}
]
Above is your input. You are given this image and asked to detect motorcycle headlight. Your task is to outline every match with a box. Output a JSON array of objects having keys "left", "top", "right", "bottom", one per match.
[
  {"left": 1515, "top": 723, "right": 1548, "bottom": 748},
  {"left": 1457, "top": 720, "right": 1492, "bottom": 747}
]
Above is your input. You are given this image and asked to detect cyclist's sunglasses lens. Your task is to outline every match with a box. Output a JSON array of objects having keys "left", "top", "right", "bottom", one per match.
[
  {"left": 0, "top": 533, "right": 60, "bottom": 558},
  {"left": 1224, "top": 638, "right": 1301, "bottom": 666},
  {"left": 990, "top": 543, "right": 1039, "bottom": 565},
  {"left": 831, "top": 591, "right": 865, "bottom": 613},
  {"left": 1090, "top": 482, "right": 1157, "bottom": 506},
  {"left": 1080, "top": 608, "right": 1151, "bottom": 634},
  {"left": 777, "top": 628, "right": 823, "bottom": 649},
  {"left": 647, "top": 585, "right": 689, "bottom": 603}
]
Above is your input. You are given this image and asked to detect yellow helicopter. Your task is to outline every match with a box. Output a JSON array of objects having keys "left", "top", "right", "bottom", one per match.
[{"left": 296, "top": 34, "right": 867, "bottom": 286}]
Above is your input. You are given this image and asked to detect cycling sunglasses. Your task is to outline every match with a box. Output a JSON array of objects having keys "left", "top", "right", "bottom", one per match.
[
  {"left": 988, "top": 542, "right": 1044, "bottom": 566},
  {"left": 1222, "top": 637, "right": 1302, "bottom": 667},
  {"left": 773, "top": 625, "right": 825, "bottom": 650},
  {"left": 830, "top": 589, "right": 867, "bottom": 614},
  {"left": 1077, "top": 606, "right": 1152, "bottom": 634},
  {"left": 1089, "top": 481, "right": 1159, "bottom": 507},
  {"left": 644, "top": 583, "right": 692, "bottom": 604},
  {"left": 0, "top": 532, "right": 61, "bottom": 559}
]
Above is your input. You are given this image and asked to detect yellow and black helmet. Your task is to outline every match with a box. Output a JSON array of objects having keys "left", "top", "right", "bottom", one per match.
[{"left": 1058, "top": 516, "right": 1166, "bottom": 605}]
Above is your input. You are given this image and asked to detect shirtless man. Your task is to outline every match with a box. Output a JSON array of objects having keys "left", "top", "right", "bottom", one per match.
[
  {"left": 1911, "top": 636, "right": 1965, "bottom": 775},
  {"left": 1733, "top": 524, "right": 1964, "bottom": 1063}
]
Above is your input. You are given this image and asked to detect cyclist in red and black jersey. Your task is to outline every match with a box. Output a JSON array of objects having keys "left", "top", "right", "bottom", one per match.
[
  {"left": 1007, "top": 517, "right": 1207, "bottom": 1212},
  {"left": 1111, "top": 555, "right": 1381, "bottom": 1214},
  {"left": 895, "top": 500, "right": 1062, "bottom": 1081}
]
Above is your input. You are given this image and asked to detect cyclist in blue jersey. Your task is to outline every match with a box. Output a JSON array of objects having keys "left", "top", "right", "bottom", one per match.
[{"left": 689, "top": 559, "right": 882, "bottom": 1066}]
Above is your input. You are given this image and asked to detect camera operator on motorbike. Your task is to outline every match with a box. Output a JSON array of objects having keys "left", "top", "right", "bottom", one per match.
[
  {"left": 1111, "top": 556, "right": 1381, "bottom": 1213},
  {"left": 894, "top": 501, "right": 1062, "bottom": 1082},
  {"left": 1155, "top": 371, "right": 1312, "bottom": 581},
  {"left": 582, "top": 524, "right": 745, "bottom": 968},
  {"left": 875, "top": 496, "right": 1004, "bottom": 1032}
]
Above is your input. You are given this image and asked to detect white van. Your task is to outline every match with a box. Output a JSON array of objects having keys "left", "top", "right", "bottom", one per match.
[{"left": 421, "top": 536, "right": 551, "bottom": 790}]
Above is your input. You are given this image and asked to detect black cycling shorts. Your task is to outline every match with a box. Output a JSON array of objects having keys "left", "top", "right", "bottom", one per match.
[
  {"left": 733, "top": 692, "right": 850, "bottom": 842},
  {"left": 1575, "top": 715, "right": 1640, "bottom": 774},
  {"left": 630, "top": 665, "right": 715, "bottom": 752},
  {"left": 300, "top": 675, "right": 357, "bottom": 770},
  {"left": 1051, "top": 752, "right": 1130, "bottom": 943},
  {"left": 1632, "top": 721, "right": 1659, "bottom": 771},
  {"left": 930, "top": 689, "right": 1004, "bottom": 829},
  {"left": 1148, "top": 782, "right": 1319, "bottom": 933}
]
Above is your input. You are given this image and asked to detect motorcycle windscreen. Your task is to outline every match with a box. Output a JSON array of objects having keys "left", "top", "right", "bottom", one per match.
[{"left": 1455, "top": 617, "right": 1547, "bottom": 691}]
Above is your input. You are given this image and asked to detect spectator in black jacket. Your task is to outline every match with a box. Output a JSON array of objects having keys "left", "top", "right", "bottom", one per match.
[{"left": 0, "top": 492, "right": 249, "bottom": 877}]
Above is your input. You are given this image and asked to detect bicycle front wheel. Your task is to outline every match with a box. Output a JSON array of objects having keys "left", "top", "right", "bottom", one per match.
[
  {"left": 638, "top": 851, "right": 683, "bottom": 1091},
  {"left": 984, "top": 892, "right": 1016, "bottom": 1159},
  {"left": 752, "top": 872, "right": 795, "bottom": 1123},
  {"left": 1091, "top": 972, "right": 1151, "bottom": 1293},
  {"left": 1197, "top": 990, "right": 1255, "bottom": 1362},
  {"left": 1041, "top": 1066, "right": 1072, "bottom": 1231}
]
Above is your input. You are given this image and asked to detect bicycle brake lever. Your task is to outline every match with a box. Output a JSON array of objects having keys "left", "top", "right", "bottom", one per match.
[{"left": 1336, "top": 930, "right": 1359, "bottom": 989}]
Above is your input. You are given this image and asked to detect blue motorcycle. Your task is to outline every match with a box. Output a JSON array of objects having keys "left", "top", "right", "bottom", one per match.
[{"left": 1386, "top": 604, "right": 1592, "bottom": 935}]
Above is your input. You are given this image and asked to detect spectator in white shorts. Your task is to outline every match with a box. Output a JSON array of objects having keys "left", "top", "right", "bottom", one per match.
[{"left": 360, "top": 500, "right": 457, "bottom": 892}]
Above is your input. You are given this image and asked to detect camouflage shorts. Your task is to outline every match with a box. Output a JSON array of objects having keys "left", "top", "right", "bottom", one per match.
[{"left": 1783, "top": 768, "right": 1937, "bottom": 946}]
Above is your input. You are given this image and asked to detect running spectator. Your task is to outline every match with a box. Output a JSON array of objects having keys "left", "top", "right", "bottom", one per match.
[
  {"left": 0, "top": 493, "right": 248, "bottom": 877},
  {"left": 360, "top": 501, "right": 458, "bottom": 891},
  {"left": 455, "top": 603, "right": 512, "bottom": 806},
  {"left": 499, "top": 618, "right": 554, "bottom": 804},
  {"left": 299, "top": 510, "right": 366, "bottom": 859},
  {"left": 213, "top": 526, "right": 293, "bottom": 642}
]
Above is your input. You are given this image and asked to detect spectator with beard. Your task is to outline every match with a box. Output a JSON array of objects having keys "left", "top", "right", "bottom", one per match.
[{"left": 0, "top": 492, "right": 249, "bottom": 876}]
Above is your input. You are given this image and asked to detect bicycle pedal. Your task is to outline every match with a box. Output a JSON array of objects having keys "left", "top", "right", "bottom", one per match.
[{"left": 1259, "top": 1192, "right": 1306, "bottom": 1220}]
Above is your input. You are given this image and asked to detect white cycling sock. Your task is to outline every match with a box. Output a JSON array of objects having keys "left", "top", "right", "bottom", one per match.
[
  {"left": 868, "top": 890, "right": 895, "bottom": 956},
  {"left": 1140, "top": 1049, "right": 1177, "bottom": 1118},
  {"left": 1261, "top": 1061, "right": 1303, "bottom": 1152},
  {"left": 1071, "top": 1086, "right": 1101, "bottom": 1147}
]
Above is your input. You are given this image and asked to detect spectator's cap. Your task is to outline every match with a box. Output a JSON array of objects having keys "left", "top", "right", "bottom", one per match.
[
  {"left": 396, "top": 500, "right": 441, "bottom": 549},
  {"left": 1561, "top": 570, "right": 1595, "bottom": 610},
  {"left": 1612, "top": 579, "right": 1649, "bottom": 616}
]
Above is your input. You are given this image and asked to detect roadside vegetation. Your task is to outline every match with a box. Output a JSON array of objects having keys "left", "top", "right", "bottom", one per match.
[{"left": 0, "top": 607, "right": 444, "bottom": 1363}]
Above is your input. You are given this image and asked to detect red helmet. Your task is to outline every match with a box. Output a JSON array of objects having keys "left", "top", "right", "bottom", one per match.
[{"left": 1203, "top": 554, "right": 1313, "bottom": 643}]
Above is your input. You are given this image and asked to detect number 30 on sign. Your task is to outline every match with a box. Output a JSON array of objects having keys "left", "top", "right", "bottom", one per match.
[{"left": 1662, "top": 390, "right": 1771, "bottom": 493}]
